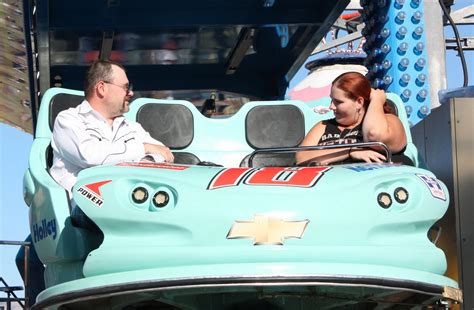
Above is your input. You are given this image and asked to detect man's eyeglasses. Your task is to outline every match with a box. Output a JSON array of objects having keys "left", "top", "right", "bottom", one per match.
[{"left": 103, "top": 81, "right": 133, "bottom": 94}]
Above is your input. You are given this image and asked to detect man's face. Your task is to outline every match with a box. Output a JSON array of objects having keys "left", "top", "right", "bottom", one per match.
[{"left": 104, "top": 65, "right": 134, "bottom": 117}]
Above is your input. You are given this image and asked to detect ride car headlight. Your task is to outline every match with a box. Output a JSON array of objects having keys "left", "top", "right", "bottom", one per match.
[
  {"left": 132, "top": 187, "right": 148, "bottom": 204},
  {"left": 394, "top": 187, "right": 409, "bottom": 203},
  {"left": 153, "top": 191, "right": 170, "bottom": 208},
  {"left": 377, "top": 192, "right": 392, "bottom": 209}
]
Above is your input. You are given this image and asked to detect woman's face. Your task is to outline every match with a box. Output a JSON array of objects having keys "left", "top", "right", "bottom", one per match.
[{"left": 329, "top": 86, "right": 363, "bottom": 126}]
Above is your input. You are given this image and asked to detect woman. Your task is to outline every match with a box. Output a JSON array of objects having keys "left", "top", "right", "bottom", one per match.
[{"left": 295, "top": 72, "right": 407, "bottom": 166}]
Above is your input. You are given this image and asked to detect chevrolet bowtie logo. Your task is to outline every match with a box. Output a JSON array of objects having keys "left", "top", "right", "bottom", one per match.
[{"left": 227, "top": 215, "right": 309, "bottom": 245}]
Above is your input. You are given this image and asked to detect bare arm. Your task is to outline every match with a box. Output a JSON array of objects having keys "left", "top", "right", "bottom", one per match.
[
  {"left": 295, "top": 121, "right": 387, "bottom": 165},
  {"left": 295, "top": 122, "right": 351, "bottom": 165},
  {"left": 362, "top": 89, "right": 407, "bottom": 153}
]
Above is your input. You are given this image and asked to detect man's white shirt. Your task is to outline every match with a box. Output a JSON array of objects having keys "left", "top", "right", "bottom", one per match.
[{"left": 50, "top": 100, "right": 164, "bottom": 194}]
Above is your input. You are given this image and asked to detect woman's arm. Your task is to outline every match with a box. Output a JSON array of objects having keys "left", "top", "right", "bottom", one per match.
[
  {"left": 295, "top": 122, "right": 351, "bottom": 165},
  {"left": 362, "top": 89, "right": 407, "bottom": 153}
]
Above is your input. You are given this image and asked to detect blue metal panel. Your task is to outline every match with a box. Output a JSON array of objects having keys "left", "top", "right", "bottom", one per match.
[{"left": 362, "top": 0, "right": 431, "bottom": 126}]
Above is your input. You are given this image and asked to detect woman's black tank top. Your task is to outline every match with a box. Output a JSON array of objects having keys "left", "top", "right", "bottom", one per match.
[{"left": 317, "top": 118, "right": 363, "bottom": 146}]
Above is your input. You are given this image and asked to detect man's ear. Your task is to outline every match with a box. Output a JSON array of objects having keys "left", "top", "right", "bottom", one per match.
[{"left": 96, "top": 81, "right": 106, "bottom": 98}]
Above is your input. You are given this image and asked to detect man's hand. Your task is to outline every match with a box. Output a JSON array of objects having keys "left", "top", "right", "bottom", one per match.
[
  {"left": 349, "top": 149, "right": 386, "bottom": 163},
  {"left": 144, "top": 143, "right": 174, "bottom": 163}
]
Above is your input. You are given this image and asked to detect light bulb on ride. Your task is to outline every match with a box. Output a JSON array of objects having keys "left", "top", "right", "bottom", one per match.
[
  {"left": 380, "top": 28, "right": 390, "bottom": 39},
  {"left": 417, "top": 89, "right": 428, "bottom": 101},
  {"left": 398, "top": 42, "right": 409, "bottom": 55},
  {"left": 394, "top": 0, "right": 405, "bottom": 9},
  {"left": 401, "top": 89, "right": 412, "bottom": 102},
  {"left": 397, "top": 26, "right": 408, "bottom": 39},
  {"left": 383, "top": 75, "right": 393, "bottom": 85},
  {"left": 418, "top": 105, "right": 430, "bottom": 118},
  {"left": 373, "top": 63, "right": 383, "bottom": 73},
  {"left": 396, "top": 11, "right": 407, "bottom": 24},
  {"left": 414, "top": 42, "right": 424, "bottom": 55},
  {"left": 411, "top": 0, "right": 420, "bottom": 8},
  {"left": 416, "top": 73, "right": 426, "bottom": 86},
  {"left": 412, "top": 11, "right": 422, "bottom": 23},
  {"left": 372, "top": 78, "right": 384, "bottom": 89},
  {"left": 398, "top": 57, "right": 409, "bottom": 70},
  {"left": 381, "top": 43, "right": 391, "bottom": 54},
  {"left": 400, "top": 73, "right": 411, "bottom": 86},
  {"left": 413, "top": 26, "right": 424, "bottom": 39},
  {"left": 415, "top": 57, "right": 426, "bottom": 70},
  {"left": 382, "top": 59, "right": 392, "bottom": 70}
]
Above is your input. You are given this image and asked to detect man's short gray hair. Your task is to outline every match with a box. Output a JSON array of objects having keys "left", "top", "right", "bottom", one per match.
[{"left": 84, "top": 60, "right": 125, "bottom": 98}]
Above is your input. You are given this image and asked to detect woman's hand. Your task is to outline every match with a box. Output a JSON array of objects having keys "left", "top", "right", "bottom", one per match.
[
  {"left": 370, "top": 88, "right": 386, "bottom": 107},
  {"left": 349, "top": 148, "right": 386, "bottom": 163}
]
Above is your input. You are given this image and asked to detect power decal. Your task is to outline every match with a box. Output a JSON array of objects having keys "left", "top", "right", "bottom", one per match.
[
  {"left": 208, "top": 167, "right": 331, "bottom": 190},
  {"left": 76, "top": 180, "right": 112, "bottom": 207}
]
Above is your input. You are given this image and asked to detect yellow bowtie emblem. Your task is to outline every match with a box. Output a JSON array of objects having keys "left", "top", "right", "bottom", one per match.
[{"left": 227, "top": 215, "right": 309, "bottom": 245}]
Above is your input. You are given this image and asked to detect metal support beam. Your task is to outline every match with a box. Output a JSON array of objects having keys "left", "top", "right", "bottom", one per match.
[
  {"left": 99, "top": 31, "right": 115, "bottom": 61},
  {"left": 424, "top": 0, "right": 447, "bottom": 109},
  {"left": 286, "top": 0, "right": 350, "bottom": 81},
  {"left": 446, "top": 37, "right": 474, "bottom": 50},
  {"left": 449, "top": 5, "right": 474, "bottom": 25},
  {"left": 311, "top": 26, "right": 364, "bottom": 55},
  {"left": 36, "top": 0, "right": 51, "bottom": 96},
  {"left": 226, "top": 28, "right": 255, "bottom": 75},
  {"left": 22, "top": 0, "right": 38, "bottom": 135},
  {"left": 48, "top": 7, "right": 343, "bottom": 30}
]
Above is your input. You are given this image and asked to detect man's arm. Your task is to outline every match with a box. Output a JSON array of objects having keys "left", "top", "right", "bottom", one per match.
[
  {"left": 52, "top": 112, "right": 146, "bottom": 167},
  {"left": 135, "top": 124, "right": 174, "bottom": 163}
]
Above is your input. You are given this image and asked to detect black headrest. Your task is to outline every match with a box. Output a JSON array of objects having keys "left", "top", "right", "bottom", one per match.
[
  {"left": 245, "top": 105, "right": 305, "bottom": 149},
  {"left": 172, "top": 152, "right": 201, "bottom": 165},
  {"left": 136, "top": 103, "right": 194, "bottom": 149},
  {"left": 49, "top": 93, "right": 84, "bottom": 130},
  {"left": 386, "top": 99, "right": 399, "bottom": 116}
]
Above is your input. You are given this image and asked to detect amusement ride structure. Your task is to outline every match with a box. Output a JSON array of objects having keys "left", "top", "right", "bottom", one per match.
[{"left": 0, "top": 0, "right": 472, "bottom": 309}]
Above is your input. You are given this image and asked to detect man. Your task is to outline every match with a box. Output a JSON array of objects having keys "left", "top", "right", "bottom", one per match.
[
  {"left": 50, "top": 60, "right": 173, "bottom": 195},
  {"left": 19, "top": 60, "right": 172, "bottom": 305}
]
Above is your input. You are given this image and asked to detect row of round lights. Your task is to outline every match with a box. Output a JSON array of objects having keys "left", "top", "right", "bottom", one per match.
[
  {"left": 360, "top": 0, "right": 430, "bottom": 124},
  {"left": 378, "top": 187, "right": 409, "bottom": 208},
  {"left": 132, "top": 186, "right": 170, "bottom": 209}
]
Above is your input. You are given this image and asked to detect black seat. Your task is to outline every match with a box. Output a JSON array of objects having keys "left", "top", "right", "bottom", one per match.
[
  {"left": 137, "top": 103, "right": 200, "bottom": 164},
  {"left": 47, "top": 93, "right": 85, "bottom": 168},
  {"left": 49, "top": 93, "right": 85, "bottom": 131},
  {"left": 240, "top": 105, "right": 305, "bottom": 167}
]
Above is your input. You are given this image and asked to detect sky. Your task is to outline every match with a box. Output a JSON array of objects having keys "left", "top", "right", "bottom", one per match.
[{"left": 0, "top": 0, "right": 473, "bottom": 300}]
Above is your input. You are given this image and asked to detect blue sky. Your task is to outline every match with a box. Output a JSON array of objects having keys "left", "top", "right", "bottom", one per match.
[{"left": 0, "top": 0, "right": 473, "bottom": 297}]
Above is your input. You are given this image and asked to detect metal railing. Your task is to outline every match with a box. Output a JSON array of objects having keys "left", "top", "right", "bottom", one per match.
[
  {"left": 0, "top": 240, "right": 31, "bottom": 309},
  {"left": 248, "top": 142, "right": 392, "bottom": 167}
]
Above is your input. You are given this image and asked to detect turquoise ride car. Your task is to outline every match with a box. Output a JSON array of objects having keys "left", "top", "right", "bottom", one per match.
[{"left": 23, "top": 88, "right": 462, "bottom": 309}]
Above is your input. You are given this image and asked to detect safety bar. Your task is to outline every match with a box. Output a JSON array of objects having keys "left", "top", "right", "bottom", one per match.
[{"left": 248, "top": 142, "right": 392, "bottom": 167}]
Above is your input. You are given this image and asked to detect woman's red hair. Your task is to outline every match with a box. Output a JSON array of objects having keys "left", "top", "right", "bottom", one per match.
[{"left": 332, "top": 72, "right": 371, "bottom": 107}]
